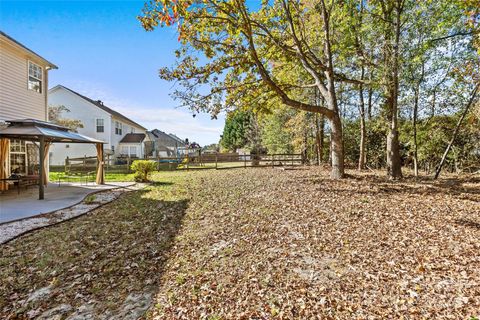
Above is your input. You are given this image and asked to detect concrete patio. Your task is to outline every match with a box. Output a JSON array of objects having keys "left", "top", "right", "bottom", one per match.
[{"left": 0, "top": 182, "right": 134, "bottom": 224}]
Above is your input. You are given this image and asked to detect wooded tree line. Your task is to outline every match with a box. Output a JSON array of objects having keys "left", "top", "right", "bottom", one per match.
[
  {"left": 139, "top": 0, "right": 479, "bottom": 179},
  {"left": 220, "top": 102, "right": 480, "bottom": 175}
]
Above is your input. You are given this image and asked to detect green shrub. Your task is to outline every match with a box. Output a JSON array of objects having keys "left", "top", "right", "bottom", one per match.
[{"left": 130, "top": 160, "right": 157, "bottom": 182}]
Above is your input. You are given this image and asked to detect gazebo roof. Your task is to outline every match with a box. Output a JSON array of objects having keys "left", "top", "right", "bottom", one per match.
[{"left": 0, "top": 119, "right": 105, "bottom": 144}]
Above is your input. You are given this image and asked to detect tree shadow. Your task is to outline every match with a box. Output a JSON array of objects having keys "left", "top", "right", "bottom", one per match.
[
  {"left": 302, "top": 172, "right": 480, "bottom": 199},
  {"left": 149, "top": 181, "right": 175, "bottom": 186},
  {"left": 454, "top": 218, "right": 480, "bottom": 230},
  {"left": 0, "top": 188, "right": 188, "bottom": 319}
]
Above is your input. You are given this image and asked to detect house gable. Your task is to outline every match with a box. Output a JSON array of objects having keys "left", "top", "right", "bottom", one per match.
[
  {"left": 48, "top": 85, "right": 112, "bottom": 138},
  {"left": 150, "top": 129, "right": 185, "bottom": 148},
  {"left": 51, "top": 85, "right": 146, "bottom": 131},
  {"left": 0, "top": 32, "right": 56, "bottom": 121},
  {"left": 48, "top": 85, "right": 150, "bottom": 164}
]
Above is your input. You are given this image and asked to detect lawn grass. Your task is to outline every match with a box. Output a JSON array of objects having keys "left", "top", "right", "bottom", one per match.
[
  {"left": 2, "top": 167, "right": 480, "bottom": 319},
  {"left": 49, "top": 171, "right": 135, "bottom": 182}
]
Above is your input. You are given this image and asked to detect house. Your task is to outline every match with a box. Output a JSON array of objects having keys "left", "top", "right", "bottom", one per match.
[
  {"left": 118, "top": 133, "right": 148, "bottom": 158},
  {"left": 48, "top": 85, "right": 149, "bottom": 165},
  {"left": 0, "top": 31, "right": 57, "bottom": 175},
  {"left": 147, "top": 129, "right": 186, "bottom": 157}
]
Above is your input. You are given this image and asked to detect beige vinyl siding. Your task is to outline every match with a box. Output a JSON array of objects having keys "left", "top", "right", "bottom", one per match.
[{"left": 0, "top": 42, "right": 47, "bottom": 121}]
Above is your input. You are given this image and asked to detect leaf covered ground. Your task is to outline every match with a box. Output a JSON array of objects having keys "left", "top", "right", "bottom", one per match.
[{"left": 1, "top": 167, "right": 479, "bottom": 319}]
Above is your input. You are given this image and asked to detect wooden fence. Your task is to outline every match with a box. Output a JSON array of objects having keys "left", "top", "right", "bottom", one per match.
[
  {"left": 64, "top": 156, "right": 97, "bottom": 173},
  {"left": 55, "top": 153, "right": 304, "bottom": 174},
  {"left": 174, "top": 153, "right": 304, "bottom": 170}
]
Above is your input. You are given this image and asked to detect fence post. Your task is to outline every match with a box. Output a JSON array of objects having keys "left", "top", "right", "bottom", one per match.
[
  {"left": 244, "top": 154, "right": 247, "bottom": 169},
  {"left": 186, "top": 153, "right": 189, "bottom": 171},
  {"left": 65, "top": 156, "right": 69, "bottom": 172},
  {"left": 272, "top": 154, "right": 275, "bottom": 168},
  {"left": 215, "top": 153, "right": 218, "bottom": 169}
]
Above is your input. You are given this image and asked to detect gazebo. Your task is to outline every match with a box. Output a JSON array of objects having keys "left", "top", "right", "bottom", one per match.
[{"left": 0, "top": 119, "right": 105, "bottom": 200}]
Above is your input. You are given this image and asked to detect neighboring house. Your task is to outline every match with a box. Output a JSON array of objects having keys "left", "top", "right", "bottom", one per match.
[
  {"left": 48, "top": 85, "right": 148, "bottom": 165},
  {"left": 0, "top": 31, "right": 57, "bottom": 175},
  {"left": 147, "top": 129, "right": 186, "bottom": 157},
  {"left": 118, "top": 133, "right": 147, "bottom": 158},
  {"left": 168, "top": 133, "right": 185, "bottom": 147}
]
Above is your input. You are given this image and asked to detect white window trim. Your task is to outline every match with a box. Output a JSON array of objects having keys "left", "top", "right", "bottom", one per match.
[
  {"left": 120, "top": 145, "right": 129, "bottom": 156},
  {"left": 115, "top": 121, "right": 123, "bottom": 135},
  {"left": 27, "top": 60, "right": 43, "bottom": 93},
  {"left": 10, "top": 139, "right": 27, "bottom": 174},
  {"left": 129, "top": 146, "right": 137, "bottom": 157},
  {"left": 96, "top": 118, "right": 104, "bottom": 133}
]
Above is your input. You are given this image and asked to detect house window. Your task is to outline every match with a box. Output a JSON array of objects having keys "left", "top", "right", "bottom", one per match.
[
  {"left": 28, "top": 61, "right": 43, "bottom": 93},
  {"left": 121, "top": 146, "right": 129, "bottom": 156},
  {"left": 10, "top": 139, "right": 26, "bottom": 153},
  {"left": 10, "top": 140, "right": 27, "bottom": 174},
  {"left": 115, "top": 121, "right": 123, "bottom": 135},
  {"left": 96, "top": 119, "right": 104, "bottom": 132},
  {"left": 129, "top": 146, "right": 137, "bottom": 157},
  {"left": 131, "top": 128, "right": 135, "bottom": 133},
  {"left": 111, "top": 145, "right": 115, "bottom": 153}
]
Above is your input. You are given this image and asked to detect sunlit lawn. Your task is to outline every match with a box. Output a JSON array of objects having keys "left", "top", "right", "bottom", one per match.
[{"left": 49, "top": 171, "right": 135, "bottom": 182}]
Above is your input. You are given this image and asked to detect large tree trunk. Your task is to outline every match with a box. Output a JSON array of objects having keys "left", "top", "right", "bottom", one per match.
[
  {"left": 386, "top": 118, "right": 402, "bottom": 178},
  {"left": 384, "top": 1, "right": 403, "bottom": 179},
  {"left": 330, "top": 114, "right": 344, "bottom": 179},
  {"left": 324, "top": 86, "right": 344, "bottom": 179},
  {"left": 320, "top": 0, "right": 344, "bottom": 179},
  {"left": 385, "top": 81, "right": 402, "bottom": 178}
]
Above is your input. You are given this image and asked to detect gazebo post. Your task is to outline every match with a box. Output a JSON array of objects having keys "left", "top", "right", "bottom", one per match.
[
  {"left": 39, "top": 136, "right": 45, "bottom": 200},
  {"left": 96, "top": 143, "right": 105, "bottom": 185}
]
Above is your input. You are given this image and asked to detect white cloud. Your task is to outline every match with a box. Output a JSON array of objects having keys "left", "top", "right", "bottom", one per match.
[{"left": 115, "top": 106, "right": 224, "bottom": 138}]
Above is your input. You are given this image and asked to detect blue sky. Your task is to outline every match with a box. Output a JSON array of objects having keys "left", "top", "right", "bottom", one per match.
[{"left": 0, "top": 0, "right": 224, "bottom": 145}]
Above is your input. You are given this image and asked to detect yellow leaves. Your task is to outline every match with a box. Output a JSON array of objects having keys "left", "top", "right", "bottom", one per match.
[
  {"left": 49, "top": 277, "right": 60, "bottom": 287},
  {"left": 270, "top": 305, "right": 280, "bottom": 316}
]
